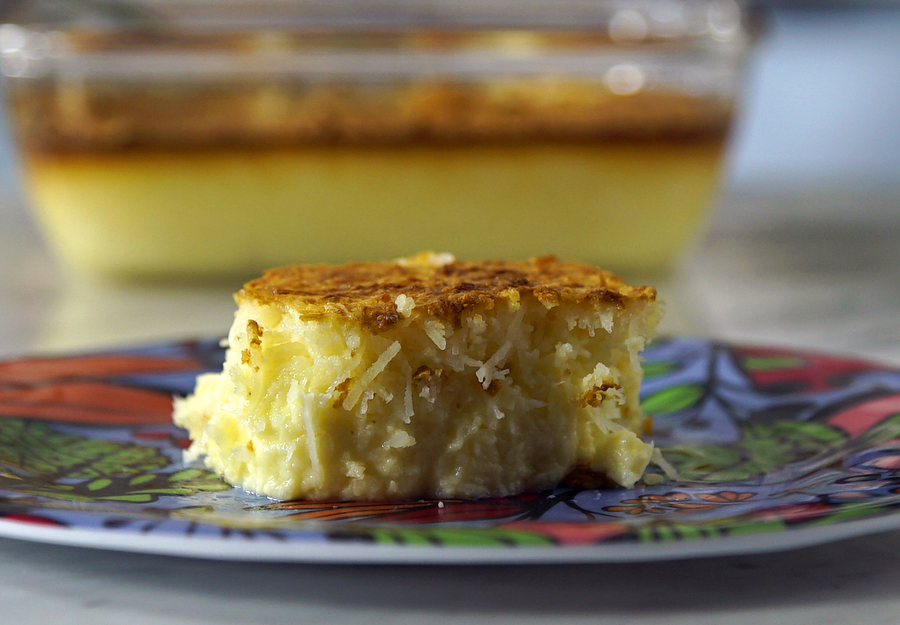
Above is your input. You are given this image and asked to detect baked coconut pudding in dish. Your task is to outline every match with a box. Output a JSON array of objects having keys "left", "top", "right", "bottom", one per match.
[
  {"left": 0, "top": 0, "right": 758, "bottom": 280},
  {"left": 172, "top": 253, "right": 664, "bottom": 500}
]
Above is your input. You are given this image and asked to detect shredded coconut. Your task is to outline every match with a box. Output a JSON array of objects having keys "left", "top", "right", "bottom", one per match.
[
  {"left": 385, "top": 430, "right": 416, "bottom": 449},
  {"left": 487, "top": 397, "right": 506, "bottom": 420},
  {"left": 343, "top": 341, "right": 402, "bottom": 410},
  {"left": 394, "top": 293, "right": 415, "bottom": 318},
  {"left": 396, "top": 251, "right": 455, "bottom": 268},
  {"left": 289, "top": 379, "right": 322, "bottom": 488},
  {"left": 651, "top": 447, "right": 678, "bottom": 480},
  {"left": 475, "top": 306, "right": 523, "bottom": 388},
  {"left": 424, "top": 320, "right": 447, "bottom": 350},
  {"left": 401, "top": 359, "right": 414, "bottom": 423},
  {"left": 358, "top": 389, "right": 375, "bottom": 415}
]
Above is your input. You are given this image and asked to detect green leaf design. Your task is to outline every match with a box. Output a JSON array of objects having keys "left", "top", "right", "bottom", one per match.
[
  {"left": 662, "top": 445, "right": 743, "bottom": 480},
  {"left": 740, "top": 356, "right": 806, "bottom": 371},
  {"left": 857, "top": 412, "right": 900, "bottom": 447},
  {"left": 641, "top": 361, "right": 678, "bottom": 378},
  {"left": 169, "top": 468, "right": 207, "bottom": 481},
  {"left": 637, "top": 516, "right": 789, "bottom": 543},
  {"left": 0, "top": 420, "right": 167, "bottom": 479},
  {"left": 805, "top": 502, "right": 893, "bottom": 527},
  {"left": 128, "top": 474, "right": 156, "bottom": 486},
  {"left": 0, "top": 418, "right": 228, "bottom": 504},
  {"left": 641, "top": 384, "right": 704, "bottom": 416},
  {"left": 664, "top": 420, "right": 846, "bottom": 483},
  {"left": 100, "top": 494, "right": 155, "bottom": 503}
]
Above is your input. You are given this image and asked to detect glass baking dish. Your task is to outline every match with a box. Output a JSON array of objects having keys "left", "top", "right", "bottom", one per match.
[{"left": 0, "top": 0, "right": 758, "bottom": 281}]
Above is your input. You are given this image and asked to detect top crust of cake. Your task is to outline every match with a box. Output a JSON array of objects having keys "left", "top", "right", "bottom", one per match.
[{"left": 238, "top": 253, "right": 657, "bottom": 333}]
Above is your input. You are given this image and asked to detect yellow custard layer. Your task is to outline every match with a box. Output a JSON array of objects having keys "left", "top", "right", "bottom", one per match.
[{"left": 24, "top": 139, "right": 723, "bottom": 279}]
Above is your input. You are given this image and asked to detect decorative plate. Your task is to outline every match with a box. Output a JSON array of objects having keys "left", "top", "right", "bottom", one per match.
[{"left": 1, "top": 337, "right": 900, "bottom": 564}]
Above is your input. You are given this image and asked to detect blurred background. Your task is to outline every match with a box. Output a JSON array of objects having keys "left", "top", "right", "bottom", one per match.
[
  {"left": 1, "top": 0, "right": 899, "bottom": 360},
  {"left": 723, "top": 1, "right": 900, "bottom": 231}
]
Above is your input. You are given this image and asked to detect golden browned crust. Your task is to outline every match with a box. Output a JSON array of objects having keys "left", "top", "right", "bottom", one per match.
[
  {"left": 7, "top": 26, "right": 735, "bottom": 154},
  {"left": 238, "top": 253, "right": 656, "bottom": 333},
  {"left": 9, "top": 81, "right": 730, "bottom": 155}
]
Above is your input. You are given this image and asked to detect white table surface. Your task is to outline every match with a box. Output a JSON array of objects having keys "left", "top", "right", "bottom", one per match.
[{"left": 3, "top": 195, "right": 900, "bottom": 624}]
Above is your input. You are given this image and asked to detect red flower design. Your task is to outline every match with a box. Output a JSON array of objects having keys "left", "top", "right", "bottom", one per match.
[
  {"left": 0, "top": 512, "right": 66, "bottom": 526},
  {"left": 605, "top": 491, "right": 692, "bottom": 515},
  {"left": 826, "top": 394, "right": 900, "bottom": 438},
  {"left": 254, "top": 494, "right": 541, "bottom": 524},
  {"left": 735, "top": 347, "right": 880, "bottom": 393},
  {"left": 499, "top": 521, "right": 629, "bottom": 545},
  {"left": 604, "top": 490, "right": 757, "bottom": 516},
  {"left": 0, "top": 353, "right": 203, "bottom": 425},
  {"left": 749, "top": 502, "right": 831, "bottom": 523},
  {"left": 698, "top": 491, "right": 756, "bottom": 503}
]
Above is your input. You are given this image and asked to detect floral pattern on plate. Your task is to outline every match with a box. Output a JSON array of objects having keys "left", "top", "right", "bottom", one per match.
[{"left": 1, "top": 337, "right": 900, "bottom": 554}]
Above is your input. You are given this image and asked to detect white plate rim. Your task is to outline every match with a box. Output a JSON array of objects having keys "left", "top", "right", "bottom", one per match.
[{"left": 1, "top": 509, "right": 900, "bottom": 564}]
